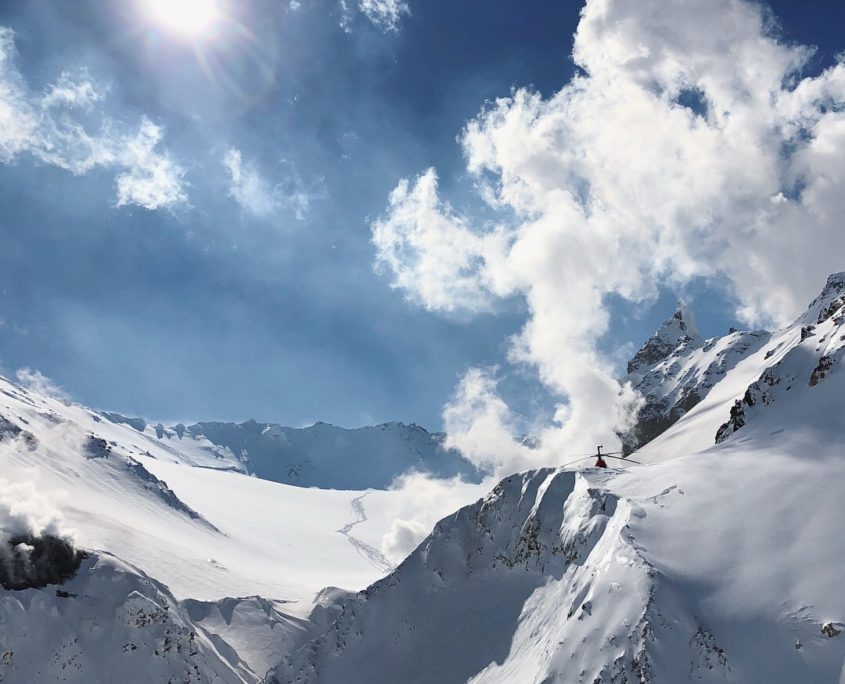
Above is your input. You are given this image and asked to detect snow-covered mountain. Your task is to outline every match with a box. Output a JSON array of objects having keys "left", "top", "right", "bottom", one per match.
[
  {"left": 619, "top": 304, "right": 770, "bottom": 453},
  {"left": 268, "top": 272, "right": 845, "bottom": 683},
  {"left": 97, "top": 415, "right": 480, "bottom": 490},
  {"left": 3, "top": 272, "right": 845, "bottom": 683},
  {"left": 184, "top": 419, "right": 481, "bottom": 489},
  {"left": 0, "top": 375, "right": 486, "bottom": 681}
]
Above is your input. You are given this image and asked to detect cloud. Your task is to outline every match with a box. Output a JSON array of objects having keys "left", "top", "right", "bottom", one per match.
[
  {"left": 371, "top": 0, "right": 845, "bottom": 470},
  {"left": 380, "top": 517, "right": 428, "bottom": 562},
  {"left": 358, "top": 0, "right": 409, "bottom": 32},
  {"left": 0, "top": 27, "right": 187, "bottom": 210},
  {"left": 41, "top": 69, "right": 104, "bottom": 110},
  {"left": 442, "top": 367, "right": 535, "bottom": 474},
  {"left": 0, "top": 479, "right": 69, "bottom": 541},
  {"left": 223, "top": 147, "right": 323, "bottom": 221},
  {"left": 15, "top": 368, "right": 71, "bottom": 404},
  {"left": 339, "top": 0, "right": 410, "bottom": 33},
  {"left": 371, "top": 169, "right": 505, "bottom": 312},
  {"left": 115, "top": 119, "right": 188, "bottom": 210},
  {"left": 0, "top": 478, "right": 80, "bottom": 590},
  {"left": 380, "top": 470, "right": 490, "bottom": 563}
]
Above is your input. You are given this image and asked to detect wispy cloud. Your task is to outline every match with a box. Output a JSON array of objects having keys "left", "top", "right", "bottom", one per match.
[
  {"left": 0, "top": 27, "right": 187, "bottom": 210},
  {"left": 372, "top": 0, "right": 845, "bottom": 467},
  {"left": 223, "top": 147, "right": 324, "bottom": 221},
  {"left": 358, "top": 0, "right": 409, "bottom": 32},
  {"left": 339, "top": 0, "right": 410, "bottom": 33}
]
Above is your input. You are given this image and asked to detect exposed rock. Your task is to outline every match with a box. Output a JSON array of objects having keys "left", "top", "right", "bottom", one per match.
[
  {"left": 715, "top": 399, "right": 746, "bottom": 444},
  {"left": 0, "top": 534, "right": 85, "bottom": 590},
  {"left": 620, "top": 303, "right": 768, "bottom": 453},
  {"left": 85, "top": 435, "right": 112, "bottom": 459},
  {"left": 626, "top": 304, "right": 703, "bottom": 376},
  {"left": 122, "top": 457, "right": 214, "bottom": 528},
  {"left": 821, "top": 622, "right": 842, "bottom": 638},
  {"left": 0, "top": 415, "right": 21, "bottom": 441},
  {"left": 809, "top": 355, "right": 834, "bottom": 386},
  {"left": 101, "top": 413, "right": 147, "bottom": 433}
]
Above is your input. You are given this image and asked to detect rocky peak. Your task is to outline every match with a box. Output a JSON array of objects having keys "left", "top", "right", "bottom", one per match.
[
  {"left": 626, "top": 302, "right": 703, "bottom": 375},
  {"left": 807, "top": 271, "right": 845, "bottom": 325}
]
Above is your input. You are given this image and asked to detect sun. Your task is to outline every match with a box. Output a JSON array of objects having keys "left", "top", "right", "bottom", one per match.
[{"left": 146, "top": 0, "right": 219, "bottom": 37}]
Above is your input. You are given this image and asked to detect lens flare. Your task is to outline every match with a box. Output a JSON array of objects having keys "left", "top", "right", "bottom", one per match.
[{"left": 146, "top": 0, "right": 219, "bottom": 36}]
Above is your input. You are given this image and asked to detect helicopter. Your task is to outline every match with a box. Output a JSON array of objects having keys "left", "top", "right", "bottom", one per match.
[{"left": 559, "top": 445, "right": 639, "bottom": 469}]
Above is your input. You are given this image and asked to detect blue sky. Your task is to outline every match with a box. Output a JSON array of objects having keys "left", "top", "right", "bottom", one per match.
[{"left": 1, "top": 0, "right": 843, "bottom": 431}]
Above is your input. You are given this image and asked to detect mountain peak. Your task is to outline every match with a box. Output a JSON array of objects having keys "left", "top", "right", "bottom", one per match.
[
  {"left": 806, "top": 271, "right": 845, "bottom": 325},
  {"left": 673, "top": 301, "right": 700, "bottom": 339},
  {"left": 626, "top": 302, "right": 704, "bottom": 375}
]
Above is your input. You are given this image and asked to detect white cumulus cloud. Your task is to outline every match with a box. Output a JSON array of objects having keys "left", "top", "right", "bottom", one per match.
[
  {"left": 372, "top": 0, "right": 845, "bottom": 472},
  {"left": 371, "top": 169, "right": 505, "bottom": 312}
]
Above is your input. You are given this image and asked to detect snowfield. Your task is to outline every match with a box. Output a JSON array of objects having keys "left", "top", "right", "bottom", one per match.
[
  {"left": 2, "top": 273, "right": 845, "bottom": 682},
  {"left": 0, "top": 379, "right": 485, "bottom": 603},
  {"left": 0, "top": 374, "right": 486, "bottom": 680}
]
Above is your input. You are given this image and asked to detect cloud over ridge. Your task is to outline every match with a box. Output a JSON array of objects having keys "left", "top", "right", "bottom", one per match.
[{"left": 372, "top": 0, "right": 845, "bottom": 471}]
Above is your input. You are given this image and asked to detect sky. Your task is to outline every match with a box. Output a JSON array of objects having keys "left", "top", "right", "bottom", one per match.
[{"left": 1, "top": 0, "right": 844, "bottom": 443}]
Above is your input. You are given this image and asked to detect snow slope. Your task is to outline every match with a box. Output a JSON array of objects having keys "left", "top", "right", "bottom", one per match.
[
  {"left": 273, "top": 443, "right": 845, "bottom": 683},
  {"left": 0, "top": 374, "right": 487, "bottom": 681},
  {"left": 0, "top": 377, "right": 485, "bottom": 602},
  {"left": 0, "top": 553, "right": 260, "bottom": 683},
  {"left": 270, "top": 273, "right": 845, "bottom": 684}
]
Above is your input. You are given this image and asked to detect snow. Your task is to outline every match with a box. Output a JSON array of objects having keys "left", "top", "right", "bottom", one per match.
[
  {"left": 275, "top": 433, "right": 845, "bottom": 682},
  {"left": 0, "top": 371, "right": 487, "bottom": 679},
  {"left": 0, "top": 553, "right": 259, "bottom": 683},
  {"left": 4, "top": 273, "right": 845, "bottom": 682},
  {"left": 0, "top": 376, "right": 486, "bottom": 604},
  {"left": 270, "top": 274, "right": 845, "bottom": 683},
  {"left": 183, "top": 419, "right": 481, "bottom": 489}
]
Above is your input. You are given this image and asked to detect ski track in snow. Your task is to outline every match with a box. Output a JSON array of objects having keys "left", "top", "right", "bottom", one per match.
[{"left": 337, "top": 494, "right": 395, "bottom": 574}]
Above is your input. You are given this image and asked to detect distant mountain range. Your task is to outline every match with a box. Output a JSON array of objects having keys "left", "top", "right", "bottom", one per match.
[{"left": 96, "top": 415, "right": 481, "bottom": 490}]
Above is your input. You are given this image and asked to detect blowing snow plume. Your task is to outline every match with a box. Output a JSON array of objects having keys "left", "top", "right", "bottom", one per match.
[
  {"left": 372, "top": 0, "right": 845, "bottom": 473},
  {"left": 0, "top": 479, "right": 83, "bottom": 590}
]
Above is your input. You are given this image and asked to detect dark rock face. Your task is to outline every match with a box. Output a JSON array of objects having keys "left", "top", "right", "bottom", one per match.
[
  {"left": 85, "top": 435, "right": 112, "bottom": 459},
  {"left": 809, "top": 355, "right": 834, "bottom": 387},
  {"left": 101, "top": 413, "right": 147, "bottom": 433},
  {"left": 626, "top": 310, "right": 699, "bottom": 375},
  {"left": 0, "top": 534, "right": 85, "bottom": 590},
  {"left": 715, "top": 400, "right": 746, "bottom": 444},
  {"left": 0, "top": 415, "right": 21, "bottom": 441},
  {"left": 0, "top": 414, "right": 37, "bottom": 450},
  {"left": 623, "top": 389, "right": 701, "bottom": 455},
  {"left": 122, "top": 457, "right": 212, "bottom": 527},
  {"left": 620, "top": 301, "right": 768, "bottom": 454}
]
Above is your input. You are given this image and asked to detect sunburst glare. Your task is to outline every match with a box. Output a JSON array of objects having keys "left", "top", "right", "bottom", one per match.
[{"left": 146, "top": 0, "right": 219, "bottom": 36}]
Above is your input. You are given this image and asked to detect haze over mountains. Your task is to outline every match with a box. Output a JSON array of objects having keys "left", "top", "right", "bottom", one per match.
[{"left": 1, "top": 273, "right": 844, "bottom": 682}]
